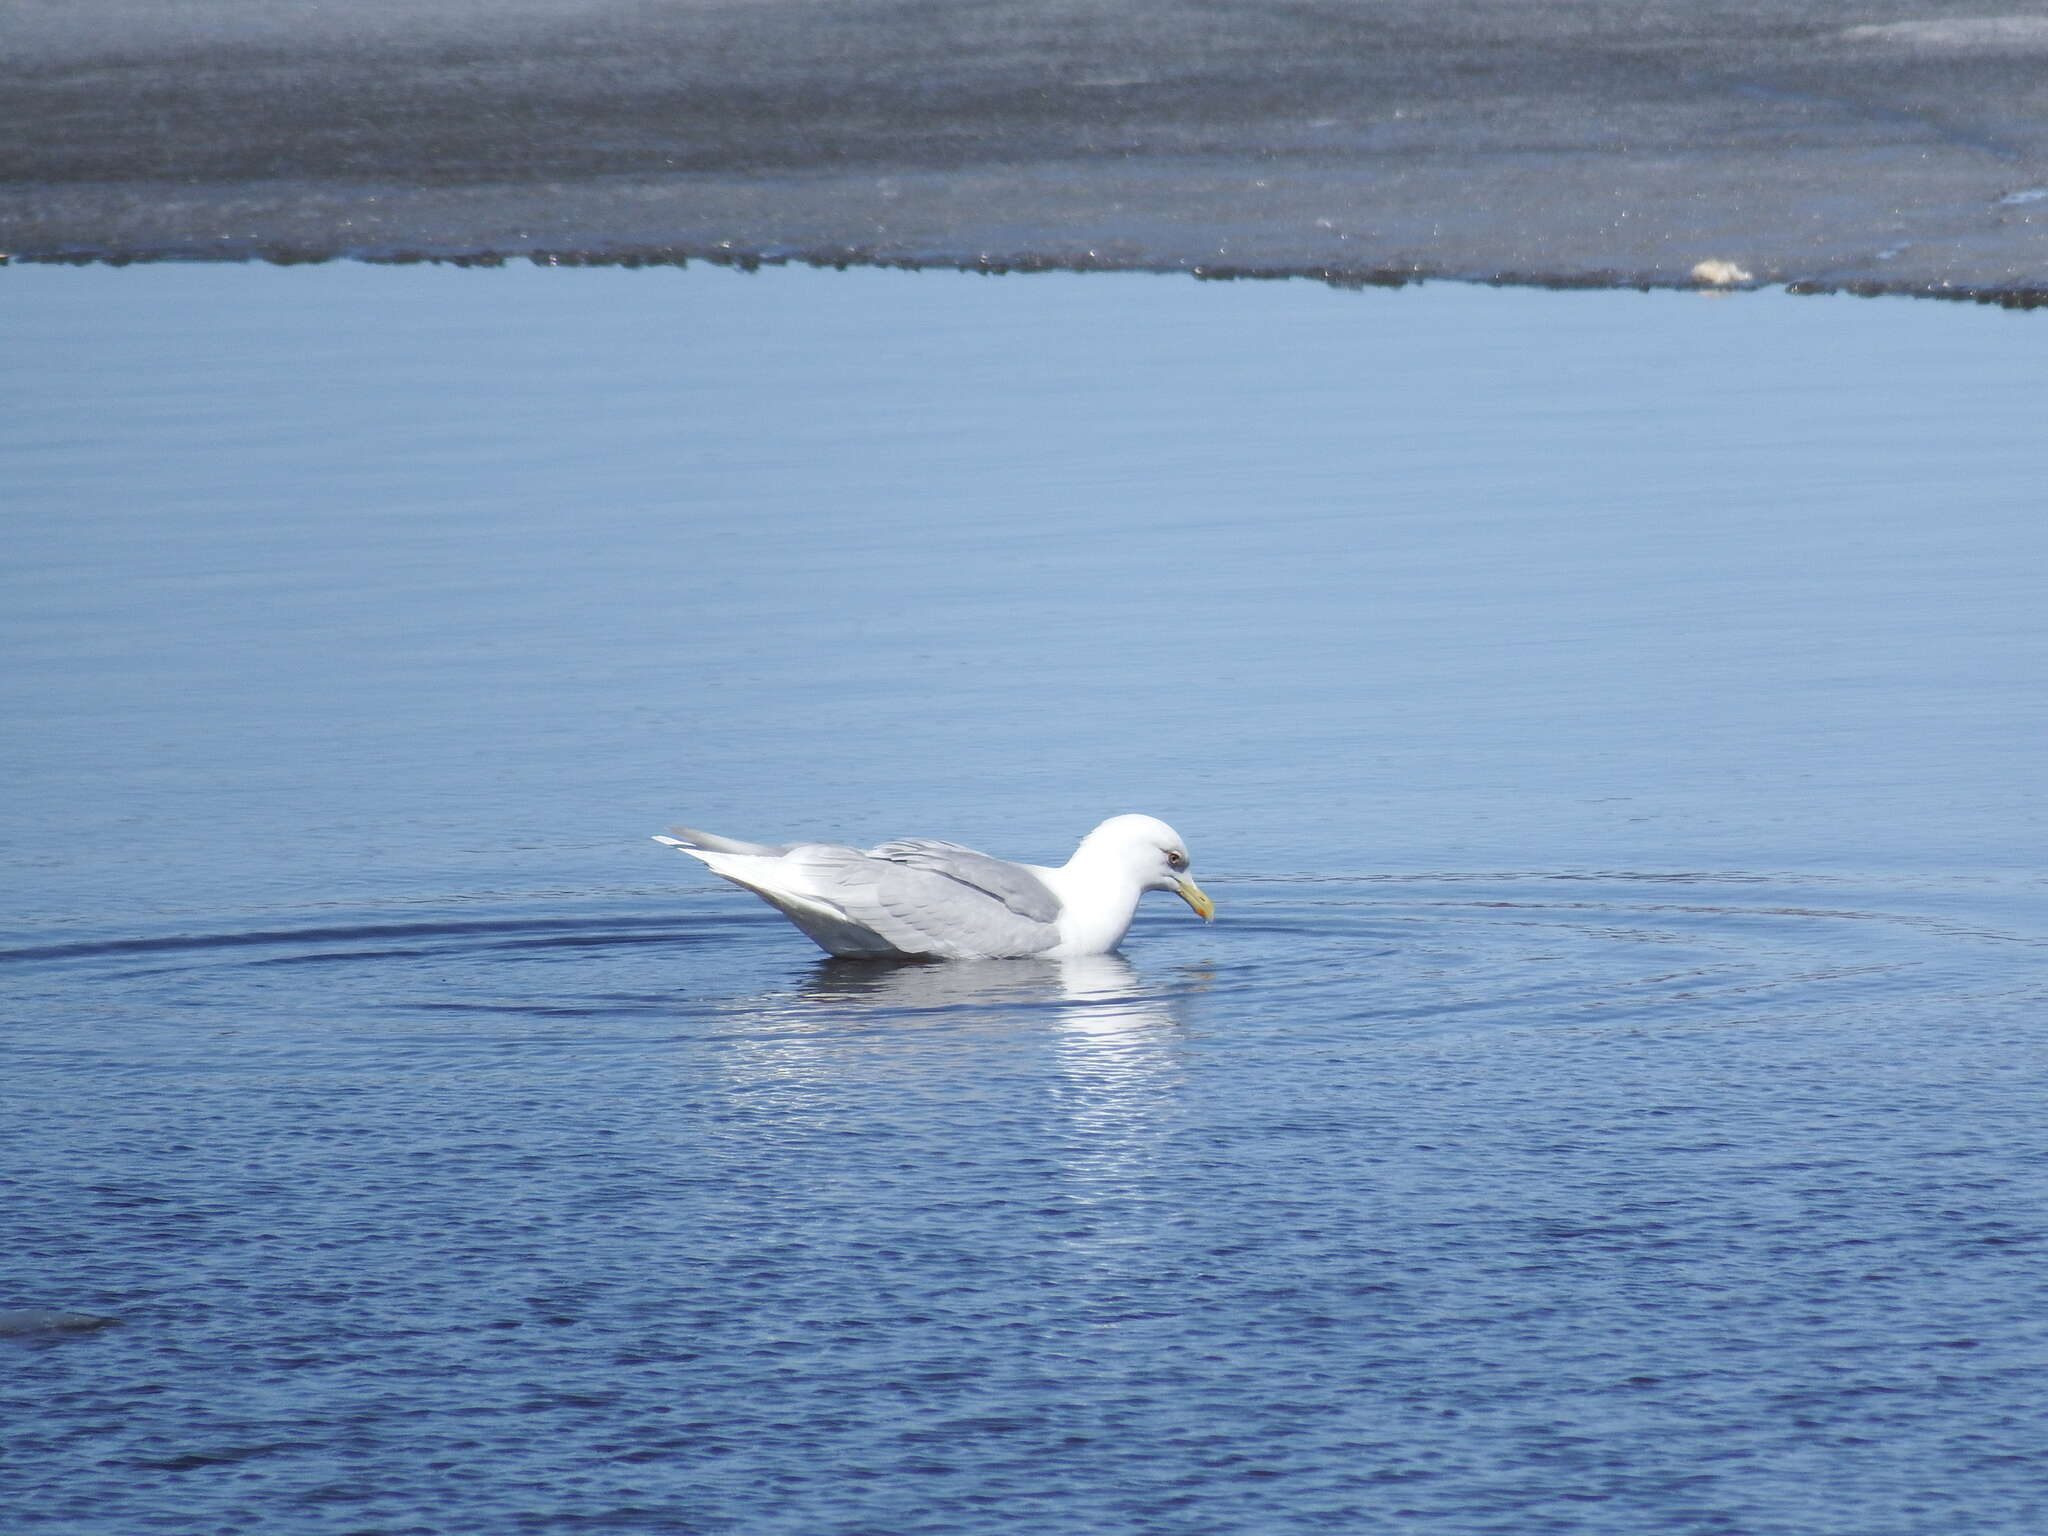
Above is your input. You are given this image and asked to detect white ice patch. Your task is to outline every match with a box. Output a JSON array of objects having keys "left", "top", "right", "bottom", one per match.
[{"left": 1690, "top": 259, "right": 1753, "bottom": 286}]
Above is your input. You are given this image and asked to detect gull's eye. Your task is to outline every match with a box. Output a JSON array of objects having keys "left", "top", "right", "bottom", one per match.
[{"left": 1168, "top": 851, "right": 1188, "bottom": 871}]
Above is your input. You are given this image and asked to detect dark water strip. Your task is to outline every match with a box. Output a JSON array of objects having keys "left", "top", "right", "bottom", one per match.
[{"left": 10, "top": 246, "right": 2048, "bottom": 312}]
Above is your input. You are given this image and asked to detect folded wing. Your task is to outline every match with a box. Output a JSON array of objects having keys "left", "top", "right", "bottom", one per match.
[{"left": 786, "top": 838, "right": 1064, "bottom": 958}]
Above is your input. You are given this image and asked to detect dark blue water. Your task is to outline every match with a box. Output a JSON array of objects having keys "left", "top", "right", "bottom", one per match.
[{"left": 6, "top": 265, "right": 2048, "bottom": 1534}]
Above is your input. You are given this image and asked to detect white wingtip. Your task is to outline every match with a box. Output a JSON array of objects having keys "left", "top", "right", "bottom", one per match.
[{"left": 652, "top": 835, "right": 688, "bottom": 847}]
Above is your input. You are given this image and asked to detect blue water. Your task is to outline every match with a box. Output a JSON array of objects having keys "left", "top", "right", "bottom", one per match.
[{"left": 5, "top": 264, "right": 2048, "bottom": 1534}]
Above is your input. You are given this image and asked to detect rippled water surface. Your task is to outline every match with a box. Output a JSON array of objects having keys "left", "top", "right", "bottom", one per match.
[{"left": 6, "top": 265, "right": 2048, "bottom": 1534}]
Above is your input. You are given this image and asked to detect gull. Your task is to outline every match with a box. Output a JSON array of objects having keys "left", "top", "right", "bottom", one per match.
[{"left": 652, "top": 813, "right": 1213, "bottom": 959}]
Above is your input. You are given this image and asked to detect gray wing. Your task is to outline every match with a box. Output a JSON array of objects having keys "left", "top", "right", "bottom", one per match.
[
  {"left": 785, "top": 839, "right": 1063, "bottom": 958},
  {"left": 866, "top": 840, "right": 1063, "bottom": 923}
]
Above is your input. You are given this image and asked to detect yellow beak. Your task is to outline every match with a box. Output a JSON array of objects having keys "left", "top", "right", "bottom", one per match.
[{"left": 1172, "top": 874, "right": 1216, "bottom": 922}]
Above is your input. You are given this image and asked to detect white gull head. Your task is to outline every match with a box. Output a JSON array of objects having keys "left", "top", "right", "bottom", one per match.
[{"left": 1039, "top": 814, "right": 1214, "bottom": 957}]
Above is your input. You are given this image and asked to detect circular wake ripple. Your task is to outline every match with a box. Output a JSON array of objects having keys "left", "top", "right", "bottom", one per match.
[
  {"left": 4, "top": 870, "right": 2041, "bottom": 1046},
  {"left": 1200, "top": 870, "right": 2048, "bottom": 1043}
]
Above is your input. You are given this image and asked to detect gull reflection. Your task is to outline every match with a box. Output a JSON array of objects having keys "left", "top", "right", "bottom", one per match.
[
  {"left": 1051, "top": 953, "right": 1168, "bottom": 1033},
  {"left": 795, "top": 954, "right": 1078, "bottom": 1014},
  {"left": 1044, "top": 954, "right": 1187, "bottom": 1193},
  {"left": 788, "top": 952, "right": 1186, "bottom": 1039},
  {"left": 793, "top": 953, "right": 1195, "bottom": 1189},
  {"left": 711, "top": 954, "right": 1201, "bottom": 1199}
]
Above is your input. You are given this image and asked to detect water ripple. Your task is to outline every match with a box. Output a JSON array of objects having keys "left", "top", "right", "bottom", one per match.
[{"left": 7, "top": 870, "right": 2048, "bottom": 1535}]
